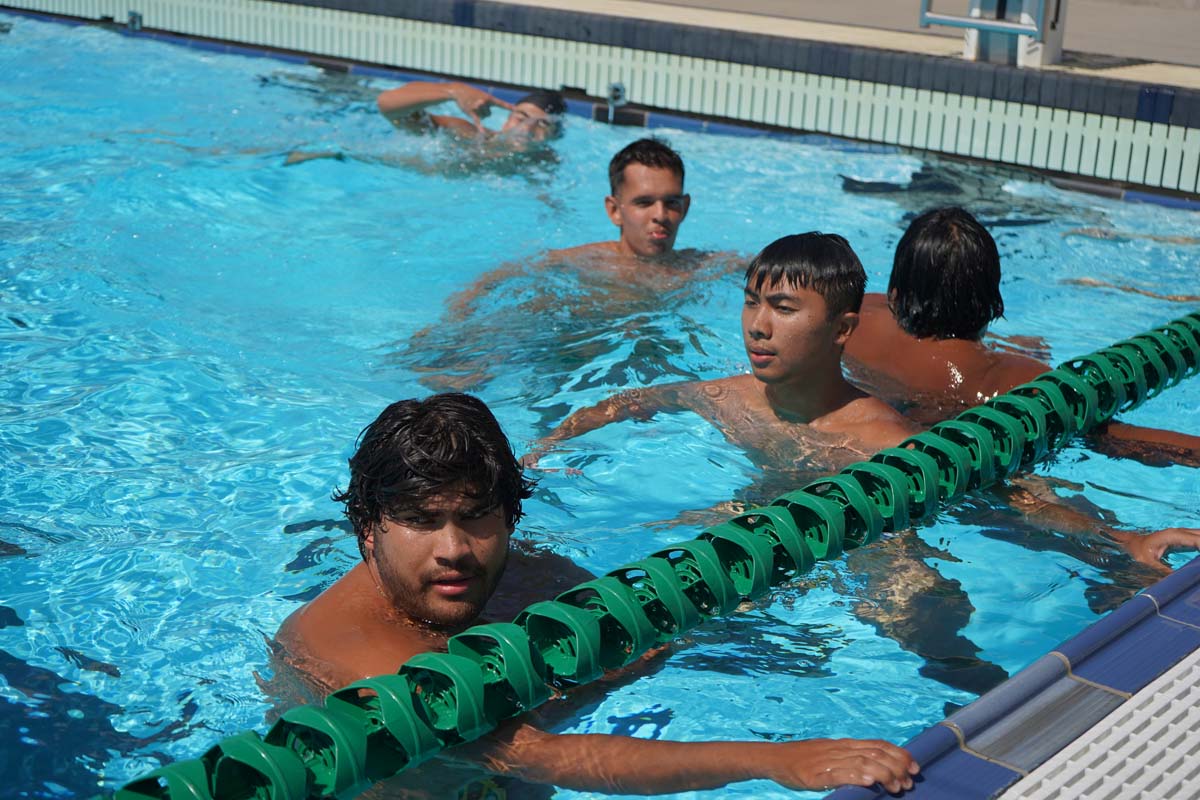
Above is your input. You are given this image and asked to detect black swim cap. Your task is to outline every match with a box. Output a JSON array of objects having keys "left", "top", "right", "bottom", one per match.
[{"left": 516, "top": 89, "right": 566, "bottom": 116}]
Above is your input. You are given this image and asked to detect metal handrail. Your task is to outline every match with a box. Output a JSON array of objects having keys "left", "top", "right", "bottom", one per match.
[{"left": 919, "top": 0, "right": 1047, "bottom": 42}]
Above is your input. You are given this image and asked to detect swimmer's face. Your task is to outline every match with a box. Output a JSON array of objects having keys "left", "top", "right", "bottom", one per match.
[
  {"left": 605, "top": 164, "right": 690, "bottom": 259},
  {"left": 363, "top": 485, "right": 511, "bottom": 631},
  {"left": 501, "top": 102, "right": 559, "bottom": 142},
  {"left": 743, "top": 278, "right": 857, "bottom": 385}
]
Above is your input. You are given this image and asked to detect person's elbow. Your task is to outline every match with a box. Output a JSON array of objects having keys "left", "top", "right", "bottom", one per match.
[
  {"left": 376, "top": 87, "right": 414, "bottom": 118},
  {"left": 376, "top": 92, "right": 399, "bottom": 117}
]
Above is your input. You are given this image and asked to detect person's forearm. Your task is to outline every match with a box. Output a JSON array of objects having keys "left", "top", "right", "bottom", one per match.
[
  {"left": 376, "top": 81, "right": 459, "bottom": 119},
  {"left": 524, "top": 409, "right": 608, "bottom": 466},
  {"left": 542, "top": 405, "right": 623, "bottom": 449},
  {"left": 446, "top": 261, "right": 528, "bottom": 319},
  {"left": 1001, "top": 478, "right": 1200, "bottom": 570},
  {"left": 462, "top": 728, "right": 764, "bottom": 794},
  {"left": 1089, "top": 420, "right": 1200, "bottom": 469},
  {"left": 998, "top": 479, "right": 1126, "bottom": 546},
  {"left": 529, "top": 391, "right": 656, "bottom": 463},
  {"left": 451, "top": 724, "right": 917, "bottom": 794}
]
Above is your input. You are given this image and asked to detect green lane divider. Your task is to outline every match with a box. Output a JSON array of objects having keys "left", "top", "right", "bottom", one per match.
[{"left": 117, "top": 311, "right": 1200, "bottom": 800}]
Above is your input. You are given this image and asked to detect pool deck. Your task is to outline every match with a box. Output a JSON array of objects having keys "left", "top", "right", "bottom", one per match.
[{"left": 501, "top": 0, "right": 1200, "bottom": 90}]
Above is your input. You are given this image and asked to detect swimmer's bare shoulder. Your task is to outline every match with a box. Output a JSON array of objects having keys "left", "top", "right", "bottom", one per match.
[
  {"left": 545, "top": 241, "right": 621, "bottom": 263},
  {"left": 818, "top": 392, "right": 920, "bottom": 452},
  {"left": 681, "top": 375, "right": 765, "bottom": 425},
  {"left": 275, "top": 564, "right": 433, "bottom": 692},
  {"left": 978, "top": 351, "right": 1048, "bottom": 397},
  {"left": 847, "top": 294, "right": 904, "bottom": 360}
]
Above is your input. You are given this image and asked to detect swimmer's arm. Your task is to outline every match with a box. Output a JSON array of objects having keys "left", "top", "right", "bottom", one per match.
[
  {"left": 449, "top": 721, "right": 918, "bottom": 794},
  {"left": 443, "top": 244, "right": 609, "bottom": 322},
  {"left": 983, "top": 331, "right": 1052, "bottom": 362},
  {"left": 526, "top": 384, "right": 691, "bottom": 466},
  {"left": 283, "top": 150, "right": 346, "bottom": 167},
  {"left": 997, "top": 477, "right": 1200, "bottom": 572},
  {"left": 1061, "top": 232, "right": 1199, "bottom": 247},
  {"left": 376, "top": 81, "right": 464, "bottom": 119},
  {"left": 865, "top": 412, "right": 923, "bottom": 452},
  {"left": 443, "top": 259, "right": 532, "bottom": 319},
  {"left": 376, "top": 81, "right": 513, "bottom": 132},
  {"left": 1086, "top": 420, "right": 1200, "bottom": 468}
]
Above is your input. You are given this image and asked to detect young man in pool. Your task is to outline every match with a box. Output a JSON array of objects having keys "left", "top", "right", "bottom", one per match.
[
  {"left": 531, "top": 231, "right": 1200, "bottom": 570},
  {"left": 443, "top": 137, "right": 716, "bottom": 310},
  {"left": 399, "top": 138, "right": 736, "bottom": 397},
  {"left": 274, "top": 392, "right": 920, "bottom": 796},
  {"left": 284, "top": 81, "right": 566, "bottom": 167},
  {"left": 529, "top": 231, "right": 1200, "bottom": 696},
  {"left": 376, "top": 80, "right": 565, "bottom": 144},
  {"left": 532, "top": 233, "right": 919, "bottom": 472},
  {"left": 844, "top": 206, "right": 1200, "bottom": 466},
  {"left": 552, "top": 137, "right": 694, "bottom": 264}
]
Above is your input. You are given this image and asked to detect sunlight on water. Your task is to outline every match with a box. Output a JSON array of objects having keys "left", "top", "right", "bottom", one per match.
[{"left": 1, "top": 11, "right": 1198, "bottom": 799}]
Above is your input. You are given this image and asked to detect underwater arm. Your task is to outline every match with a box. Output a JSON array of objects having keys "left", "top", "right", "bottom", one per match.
[
  {"left": 525, "top": 385, "right": 690, "bottom": 467},
  {"left": 983, "top": 331, "right": 1052, "bottom": 362},
  {"left": 450, "top": 721, "right": 918, "bottom": 794},
  {"left": 998, "top": 477, "right": 1200, "bottom": 571},
  {"left": 443, "top": 259, "right": 534, "bottom": 320},
  {"left": 1086, "top": 420, "right": 1200, "bottom": 468}
]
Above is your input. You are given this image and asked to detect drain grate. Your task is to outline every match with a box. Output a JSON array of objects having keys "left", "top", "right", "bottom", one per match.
[{"left": 1003, "top": 644, "right": 1200, "bottom": 799}]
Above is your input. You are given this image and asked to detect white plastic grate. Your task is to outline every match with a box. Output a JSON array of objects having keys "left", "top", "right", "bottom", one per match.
[{"left": 1003, "top": 645, "right": 1200, "bottom": 799}]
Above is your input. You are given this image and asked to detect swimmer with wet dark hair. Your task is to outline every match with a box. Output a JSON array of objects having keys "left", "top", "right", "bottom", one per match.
[
  {"left": 376, "top": 80, "right": 566, "bottom": 143},
  {"left": 274, "top": 391, "right": 921, "bottom": 796},
  {"left": 397, "top": 137, "right": 741, "bottom": 401},
  {"left": 532, "top": 232, "right": 919, "bottom": 470},
  {"left": 534, "top": 228, "right": 1200, "bottom": 562},
  {"left": 845, "top": 206, "right": 1200, "bottom": 468},
  {"left": 284, "top": 81, "right": 566, "bottom": 167},
  {"left": 530, "top": 230, "right": 1200, "bottom": 697}
]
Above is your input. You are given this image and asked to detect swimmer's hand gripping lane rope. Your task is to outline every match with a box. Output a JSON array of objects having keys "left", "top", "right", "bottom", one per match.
[{"left": 117, "top": 311, "right": 1200, "bottom": 800}]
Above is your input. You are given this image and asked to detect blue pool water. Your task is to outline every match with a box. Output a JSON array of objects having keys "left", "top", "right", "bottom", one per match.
[{"left": 2, "top": 12, "right": 1199, "bottom": 799}]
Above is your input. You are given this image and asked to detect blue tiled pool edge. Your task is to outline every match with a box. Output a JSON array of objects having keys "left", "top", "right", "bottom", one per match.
[{"left": 826, "top": 554, "right": 1200, "bottom": 800}]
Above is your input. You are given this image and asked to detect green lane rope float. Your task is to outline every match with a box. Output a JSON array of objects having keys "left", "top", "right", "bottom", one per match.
[{"left": 118, "top": 311, "right": 1200, "bottom": 800}]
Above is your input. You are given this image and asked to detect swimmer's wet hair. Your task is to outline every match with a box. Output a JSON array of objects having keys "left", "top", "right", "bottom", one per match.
[
  {"left": 516, "top": 90, "right": 567, "bottom": 139},
  {"left": 335, "top": 393, "right": 535, "bottom": 557},
  {"left": 516, "top": 89, "right": 567, "bottom": 116},
  {"left": 744, "top": 232, "right": 866, "bottom": 318},
  {"left": 609, "top": 138, "right": 685, "bottom": 194},
  {"left": 889, "top": 206, "right": 1004, "bottom": 340}
]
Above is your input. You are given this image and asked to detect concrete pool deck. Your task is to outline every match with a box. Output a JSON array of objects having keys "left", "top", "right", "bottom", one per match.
[{"left": 498, "top": 0, "right": 1200, "bottom": 90}]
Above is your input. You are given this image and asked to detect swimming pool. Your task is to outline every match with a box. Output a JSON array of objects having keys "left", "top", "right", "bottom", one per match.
[{"left": 2, "top": 12, "right": 1199, "bottom": 799}]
